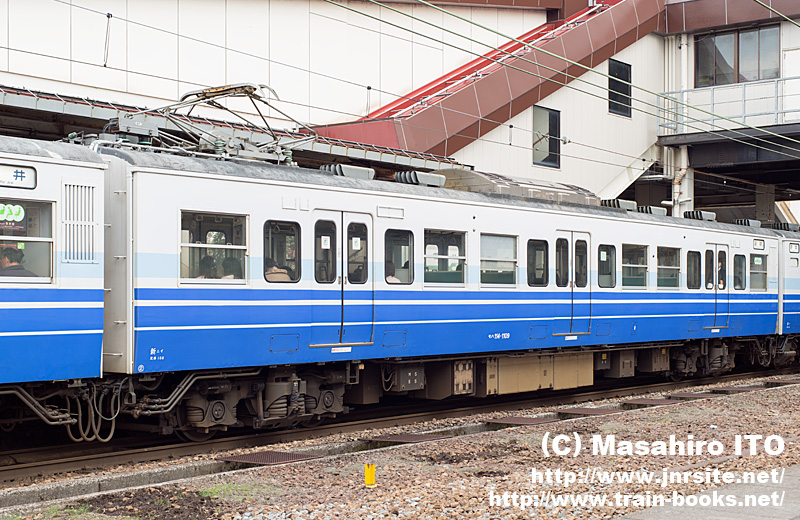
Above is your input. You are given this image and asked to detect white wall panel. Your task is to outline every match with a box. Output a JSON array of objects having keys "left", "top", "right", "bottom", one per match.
[
  {"left": 454, "top": 34, "right": 665, "bottom": 195},
  {"left": 126, "top": 0, "right": 179, "bottom": 100},
  {"left": 71, "top": 0, "right": 127, "bottom": 92},
  {"left": 177, "top": 0, "right": 225, "bottom": 88},
  {"left": 269, "top": 0, "right": 311, "bottom": 124},
  {"left": 0, "top": 0, "right": 8, "bottom": 72},
  {"left": 9, "top": 0, "right": 70, "bottom": 82}
]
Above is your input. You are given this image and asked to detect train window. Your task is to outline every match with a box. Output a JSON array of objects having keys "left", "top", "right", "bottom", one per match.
[
  {"left": 315, "top": 220, "right": 337, "bottom": 284},
  {"left": 180, "top": 211, "right": 246, "bottom": 282},
  {"left": 718, "top": 250, "right": 726, "bottom": 289},
  {"left": 264, "top": 221, "right": 300, "bottom": 282},
  {"left": 621, "top": 244, "right": 647, "bottom": 287},
  {"left": 385, "top": 229, "right": 413, "bottom": 284},
  {"left": 657, "top": 247, "right": 680, "bottom": 288},
  {"left": 792, "top": 258, "right": 800, "bottom": 268},
  {"left": 750, "top": 254, "right": 767, "bottom": 291},
  {"left": 555, "top": 239, "right": 569, "bottom": 287},
  {"left": 347, "top": 223, "right": 368, "bottom": 284},
  {"left": 574, "top": 240, "right": 588, "bottom": 288},
  {"left": 598, "top": 245, "right": 616, "bottom": 288},
  {"left": 705, "top": 250, "right": 714, "bottom": 289},
  {"left": 527, "top": 240, "right": 548, "bottom": 287},
  {"left": 0, "top": 199, "right": 53, "bottom": 281},
  {"left": 481, "top": 234, "right": 517, "bottom": 285},
  {"left": 687, "top": 251, "right": 701, "bottom": 289},
  {"left": 791, "top": 243, "right": 800, "bottom": 254},
  {"left": 734, "top": 255, "right": 746, "bottom": 290},
  {"left": 424, "top": 230, "right": 465, "bottom": 284}
]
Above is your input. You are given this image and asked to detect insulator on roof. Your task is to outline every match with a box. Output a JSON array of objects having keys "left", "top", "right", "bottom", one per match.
[
  {"left": 600, "top": 199, "right": 637, "bottom": 211},
  {"left": 734, "top": 219, "right": 761, "bottom": 228},
  {"left": 637, "top": 206, "right": 667, "bottom": 216},
  {"left": 683, "top": 210, "right": 716, "bottom": 222},
  {"left": 319, "top": 163, "right": 375, "bottom": 180},
  {"left": 773, "top": 222, "right": 800, "bottom": 231},
  {"left": 394, "top": 171, "right": 446, "bottom": 187}
]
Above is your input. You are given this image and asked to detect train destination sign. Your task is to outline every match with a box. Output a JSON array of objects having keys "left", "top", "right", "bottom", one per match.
[{"left": 0, "top": 164, "right": 36, "bottom": 189}]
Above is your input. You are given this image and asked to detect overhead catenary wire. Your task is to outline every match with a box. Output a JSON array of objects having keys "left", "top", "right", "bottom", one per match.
[
  {"left": 50, "top": 0, "right": 800, "bottom": 170},
  {"left": 325, "top": 0, "right": 800, "bottom": 164},
  {"left": 33, "top": 0, "right": 800, "bottom": 195},
  {"left": 413, "top": 0, "right": 800, "bottom": 152},
  {"left": 749, "top": 0, "right": 800, "bottom": 30}
]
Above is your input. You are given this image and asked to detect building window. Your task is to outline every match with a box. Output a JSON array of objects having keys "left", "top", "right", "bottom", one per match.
[
  {"left": 481, "top": 234, "right": 517, "bottom": 285},
  {"left": 264, "top": 220, "right": 300, "bottom": 282},
  {"left": 424, "top": 230, "right": 465, "bottom": 283},
  {"left": 532, "top": 106, "right": 560, "bottom": 168},
  {"left": 598, "top": 245, "right": 616, "bottom": 288},
  {"left": 695, "top": 26, "right": 779, "bottom": 88},
  {"left": 609, "top": 59, "right": 632, "bottom": 117},
  {"left": 385, "top": 229, "right": 413, "bottom": 284},
  {"left": 622, "top": 244, "right": 647, "bottom": 287},
  {"left": 0, "top": 199, "right": 53, "bottom": 281},
  {"left": 527, "top": 240, "right": 548, "bottom": 287},
  {"left": 180, "top": 211, "right": 246, "bottom": 282}
]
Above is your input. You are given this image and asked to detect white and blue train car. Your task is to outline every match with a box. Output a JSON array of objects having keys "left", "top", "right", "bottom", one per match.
[
  {"left": 89, "top": 146, "right": 798, "bottom": 437},
  {"left": 0, "top": 137, "right": 104, "bottom": 386},
  {"left": 0, "top": 133, "right": 798, "bottom": 440}
]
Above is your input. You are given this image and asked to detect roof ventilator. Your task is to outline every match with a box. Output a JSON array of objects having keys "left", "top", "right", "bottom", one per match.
[
  {"left": 319, "top": 164, "right": 375, "bottom": 180},
  {"left": 600, "top": 199, "right": 637, "bottom": 211},
  {"left": 684, "top": 210, "right": 717, "bottom": 222},
  {"left": 637, "top": 206, "right": 668, "bottom": 216},
  {"left": 773, "top": 222, "right": 800, "bottom": 232},
  {"left": 395, "top": 171, "right": 446, "bottom": 188},
  {"left": 734, "top": 219, "right": 762, "bottom": 228}
]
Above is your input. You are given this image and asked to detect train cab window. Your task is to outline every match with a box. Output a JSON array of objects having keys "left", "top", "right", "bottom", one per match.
[
  {"left": 527, "top": 240, "right": 548, "bottom": 287},
  {"left": 734, "top": 254, "right": 746, "bottom": 290},
  {"left": 598, "top": 245, "right": 616, "bottom": 288},
  {"left": 424, "top": 230, "right": 465, "bottom": 284},
  {"left": 481, "top": 234, "right": 517, "bottom": 285},
  {"left": 705, "top": 250, "right": 715, "bottom": 289},
  {"left": 555, "top": 239, "right": 569, "bottom": 287},
  {"left": 0, "top": 200, "right": 53, "bottom": 281},
  {"left": 315, "top": 220, "right": 337, "bottom": 284},
  {"left": 687, "top": 251, "right": 701, "bottom": 289},
  {"left": 657, "top": 247, "right": 680, "bottom": 288},
  {"left": 574, "top": 240, "right": 588, "bottom": 288},
  {"left": 347, "top": 223, "right": 368, "bottom": 284},
  {"left": 264, "top": 221, "right": 300, "bottom": 282},
  {"left": 622, "top": 244, "right": 647, "bottom": 287},
  {"left": 750, "top": 254, "right": 767, "bottom": 291},
  {"left": 385, "top": 229, "right": 413, "bottom": 284},
  {"left": 180, "top": 211, "right": 246, "bottom": 282}
]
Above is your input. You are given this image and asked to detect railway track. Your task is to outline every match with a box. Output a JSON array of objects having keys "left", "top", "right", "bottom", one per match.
[{"left": 1, "top": 368, "right": 798, "bottom": 485}]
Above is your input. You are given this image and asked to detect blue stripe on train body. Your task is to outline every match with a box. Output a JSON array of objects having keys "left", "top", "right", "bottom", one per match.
[
  {"left": 131, "top": 287, "right": 780, "bottom": 373},
  {"left": 0, "top": 288, "right": 104, "bottom": 384}
]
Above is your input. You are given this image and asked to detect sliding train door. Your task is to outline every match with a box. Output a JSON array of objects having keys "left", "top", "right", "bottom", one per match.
[
  {"left": 309, "top": 210, "right": 374, "bottom": 347},
  {"left": 552, "top": 230, "right": 592, "bottom": 336}
]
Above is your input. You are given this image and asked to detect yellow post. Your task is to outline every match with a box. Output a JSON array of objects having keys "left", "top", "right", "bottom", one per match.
[{"left": 364, "top": 463, "right": 377, "bottom": 488}]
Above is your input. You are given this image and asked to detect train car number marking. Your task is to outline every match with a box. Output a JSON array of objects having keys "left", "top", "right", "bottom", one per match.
[
  {"left": 331, "top": 347, "right": 352, "bottom": 353},
  {"left": 488, "top": 332, "right": 510, "bottom": 340},
  {"left": 565, "top": 335, "right": 578, "bottom": 341}
]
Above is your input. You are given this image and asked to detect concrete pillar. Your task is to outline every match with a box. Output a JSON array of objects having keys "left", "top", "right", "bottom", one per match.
[
  {"left": 756, "top": 184, "right": 776, "bottom": 225},
  {"left": 672, "top": 145, "right": 694, "bottom": 217}
]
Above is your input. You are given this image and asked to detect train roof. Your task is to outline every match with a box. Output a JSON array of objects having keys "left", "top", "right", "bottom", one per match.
[
  {"left": 0, "top": 135, "right": 797, "bottom": 241},
  {"left": 0, "top": 135, "right": 106, "bottom": 165},
  {"left": 100, "top": 146, "right": 800, "bottom": 239}
]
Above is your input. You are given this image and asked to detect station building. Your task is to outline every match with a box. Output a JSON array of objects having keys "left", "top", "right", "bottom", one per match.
[{"left": 0, "top": 0, "right": 798, "bottom": 223}]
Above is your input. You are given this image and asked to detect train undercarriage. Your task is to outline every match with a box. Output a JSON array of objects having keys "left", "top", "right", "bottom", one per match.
[{"left": 1, "top": 336, "right": 797, "bottom": 442}]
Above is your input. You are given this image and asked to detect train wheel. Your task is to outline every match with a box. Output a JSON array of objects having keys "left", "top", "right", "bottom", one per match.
[{"left": 175, "top": 428, "right": 216, "bottom": 442}]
